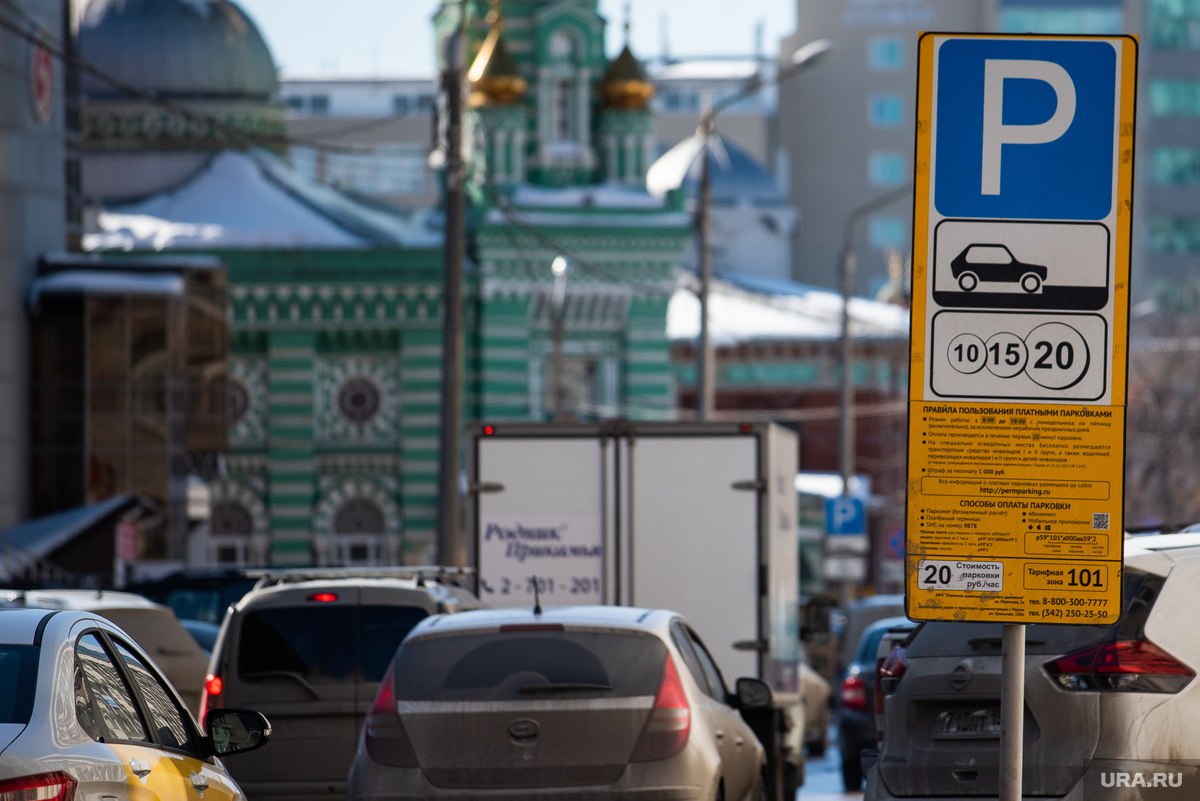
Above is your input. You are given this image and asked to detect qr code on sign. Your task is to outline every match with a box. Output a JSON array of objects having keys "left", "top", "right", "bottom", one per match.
[{"left": 1093, "top": 512, "right": 1110, "bottom": 531}]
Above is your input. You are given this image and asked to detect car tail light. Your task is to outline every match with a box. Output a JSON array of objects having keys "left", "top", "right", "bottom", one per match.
[
  {"left": 875, "top": 646, "right": 907, "bottom": 741},
  {"left": 364, "top": 663, "right": 418, "bottom": 767},
  {"left": 0, "top": 772, "right": 77, "bottom": 801},
  {"left": 1044, "top": 639, "right": 1195, "bottom": 693},
  {"left": 199, "top": 673, "right": 222, "bottom": 728},
  {"left": 631, "top": 655, "right": 691, "bottom": 762},
  {"left": 840, "top": 672, "right": 867, "bottom": 711}
]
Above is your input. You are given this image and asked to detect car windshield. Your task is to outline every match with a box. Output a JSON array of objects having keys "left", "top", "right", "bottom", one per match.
[
  {"left": 0, "top": 646, "right": 38, "bottom": 723},
  {"left": 238, "top": 604, "right": 429, "bottom": 682},
  {"left": 391, "top": 630, "right": 666, "bottom": 701}
]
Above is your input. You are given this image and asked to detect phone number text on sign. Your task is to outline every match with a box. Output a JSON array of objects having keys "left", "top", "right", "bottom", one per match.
[{"left": 929, "top": 311, "right": 1107, "bottom": 401}]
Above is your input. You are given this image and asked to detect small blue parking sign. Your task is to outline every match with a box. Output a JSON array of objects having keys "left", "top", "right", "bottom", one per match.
[
  {"left": 826, "top": 496, "right": 865, "bottom": 537},
  {"left": 935, "top": 38, "right": 1117, "bottom": 221}
]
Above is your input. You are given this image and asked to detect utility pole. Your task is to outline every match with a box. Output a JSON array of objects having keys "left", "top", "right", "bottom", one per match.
[{"left": 437, "top": 13, "right": 467, "bottom": 567}]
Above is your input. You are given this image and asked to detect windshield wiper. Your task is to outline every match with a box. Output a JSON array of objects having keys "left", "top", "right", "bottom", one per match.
[{"left": 519, "top": 682, "right": 612, "bottom": 694}]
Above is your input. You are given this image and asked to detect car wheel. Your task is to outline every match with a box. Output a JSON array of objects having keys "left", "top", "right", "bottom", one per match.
[
  {"left": 1020, "top": 272, "right": 1042, "bottom": 293},
  {"left": 841, "top": 754, "right": 863, "bottom": 791},
  {"left": 957, "top": 271, "right": 978, "bottom": 292}
]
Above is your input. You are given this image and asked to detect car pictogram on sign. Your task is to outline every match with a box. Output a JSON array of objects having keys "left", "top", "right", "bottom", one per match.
[{"left": 950, "top": 243, "right": 1048, "bottom": 293}]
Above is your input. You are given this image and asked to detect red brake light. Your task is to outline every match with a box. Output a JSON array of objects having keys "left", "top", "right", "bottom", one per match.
[
  {"left": 482, "top": 424, "right": 496, "bottom": 436},
  {"left": 840, "top": 673, "right": 868, "bottom": 711},
  {"left": 1044, "top": 639, "right": 1195, "bottom": 693},
  {"left": 630, "top": 655, "right": 691, "bottom": 762},
  {"left": 308, "top": 592, "right": 339, "bottom": 603},
  {"left": 0, "top": 772, "right": 77, "bottom": 801},
  {"left": 199, "top": 673, "right": 223, "bottom": 729},
  {"left": 364, "top": 663, "right": 418, "bottom": 767}
]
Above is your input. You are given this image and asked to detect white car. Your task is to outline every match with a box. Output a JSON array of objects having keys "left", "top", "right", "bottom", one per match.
[
  {"left": 0, "top": 588, "right": 211, "bottom": 716},
  {"left": 0, "top": 607, "right": 269, "bottom": 801}
]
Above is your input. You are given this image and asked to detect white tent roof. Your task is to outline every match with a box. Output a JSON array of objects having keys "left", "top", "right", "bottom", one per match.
[
  {"left": 668, "top": 273, "right": 910, "bottom": 344},
  {"left": 84, "top": 150, "right": 441, "bottom": 250}
]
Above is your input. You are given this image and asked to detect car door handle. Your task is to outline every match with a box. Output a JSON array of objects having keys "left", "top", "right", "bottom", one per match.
[
  {"left": 129, "top": 758, "right": 151, "bottom": 779},
  {"left": 734, "top": 735, "right": 745, "bottom": 746},
  {"left": 191, "top": 771, "right": 210, "bottom": 795},
  {"left": 714, "top": 728, "right": 725, "bottom": 740}
]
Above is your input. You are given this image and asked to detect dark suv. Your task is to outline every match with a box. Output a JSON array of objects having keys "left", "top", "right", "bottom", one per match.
[{"left": 201, "top": 567, "right": 479, "bottom": 801}]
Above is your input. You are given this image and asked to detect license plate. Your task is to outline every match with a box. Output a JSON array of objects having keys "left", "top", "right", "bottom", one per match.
[{"left": 933, "top": 707, "right": 1002, "bottom": 738}]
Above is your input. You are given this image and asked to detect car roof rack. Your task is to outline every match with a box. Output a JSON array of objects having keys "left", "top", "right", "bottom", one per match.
[{"left": 245, "top": 565, "right": 476, "bottom": 591}]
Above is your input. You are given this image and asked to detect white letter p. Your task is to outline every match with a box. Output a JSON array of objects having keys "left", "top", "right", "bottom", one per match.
[{"left": 981, "top": 59, "right": 1076, "bottom": 195}]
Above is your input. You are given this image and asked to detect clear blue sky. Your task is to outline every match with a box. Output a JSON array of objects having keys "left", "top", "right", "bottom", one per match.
[{"left": 235, "top": 0, "right": 795, "bottom": 77}]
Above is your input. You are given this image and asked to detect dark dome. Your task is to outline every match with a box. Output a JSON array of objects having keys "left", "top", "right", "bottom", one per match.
[{"left": 78, "top": 0, "right": 278, "bottom": 100}]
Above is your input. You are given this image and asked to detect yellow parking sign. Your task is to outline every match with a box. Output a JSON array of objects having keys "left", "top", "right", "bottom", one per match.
[{"left": 905, "top": 33, "right": 1137, "bottom": 624}]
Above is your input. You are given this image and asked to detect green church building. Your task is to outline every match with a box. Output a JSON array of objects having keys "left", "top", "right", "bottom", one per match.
[{"left": 79, "top": 0, "right": 690, "bottom": 567}]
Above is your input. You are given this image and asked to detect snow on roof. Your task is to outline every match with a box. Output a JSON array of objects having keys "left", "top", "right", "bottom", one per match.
[
  {"left": 29, "top": 270, "right": 185, "bottom": 305},
  {"left": 488, "top": 183, "right": 690, "bottom": 228},
  {"left": 512, "top": 183, "right": 674, "bottom": 209},
  {"left": 795, "top": 472, "right": 871, "bottom": 499},
  {"left": 668, "top": 273, "right": 910, "bottom": 345},
  {"left": 84, "top": 150, "right": 440, "bottom": 251},
  {"left": 653, "top": 59, "right": 762, "bottom": 82}
]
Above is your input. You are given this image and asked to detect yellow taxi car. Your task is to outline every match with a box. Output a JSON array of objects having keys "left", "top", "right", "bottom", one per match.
[{"left": 0, "top": 607, "right": 269, "bottom": 801}]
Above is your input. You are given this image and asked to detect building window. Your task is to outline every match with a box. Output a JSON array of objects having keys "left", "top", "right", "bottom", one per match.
[
  {"left": 310, "top": 94, "right": 330, "bottom": 115},
  {"left": 998, "top": 8, "right": 1122, "bottom": 35},
  {"left": 1149, "top": 79, "right": 1200, "bottom": 117},
  {"left": 547, "top": 30, "right": 580, "bottom": 145},
  {"left": 392, "top": 95, "right": 410, "bottom": 114},
  {"left": 868, "top": 94, "right": 904, "bottom": 128},
  {"left": 1150, "top": 216, "right": 1200, "bottom": 254},
  {"left": 337, "top": 377, "right": 382, "bottom": 424},
  {"left": 867, "top": 36, "right": 904, "bottom": 71},
  {"left": 1149, "top": 0, "right": 1200, "bottom": 50},
  {"left": 869, "top": 215, "right": 906, "bottom": 251},
  {"left": 333, "top": 498, "right": 386, "bottom": 534},
  {"left": 285, "top": 95, "right": 304, "bottom": 111},
  {"left": 211, "top": 501, "right": 254, "bottom": 535},
  {"left": 869, "top": 152, "right": 907, "bottom": 186},
  {"left": 1151, "top": 147, "right": 1200, "bottom": 185}
]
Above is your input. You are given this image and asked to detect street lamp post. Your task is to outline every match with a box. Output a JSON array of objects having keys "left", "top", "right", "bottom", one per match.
[
  {"left": 837, "top": 185, "right": 911, "bottom": 497},
  {"left": 437, "top": 13, "right": 467, "bottom": 568},
  {"left": 550, "top": 255, "right": 569, "bottom": 420},
  {"left": 650, "top": 39, "right": 833, "bottom": 421}
]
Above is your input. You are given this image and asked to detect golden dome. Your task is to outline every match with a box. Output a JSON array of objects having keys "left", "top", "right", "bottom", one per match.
[
  {"left": 467, "top": 3, "right": 526, "bottom": 107},
  {"left": 600, "top": 45, "right": 653, "bottom": 110}
]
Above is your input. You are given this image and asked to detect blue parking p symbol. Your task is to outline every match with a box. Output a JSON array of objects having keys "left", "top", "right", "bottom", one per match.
[
  {"left": 934, "top": 39, "right": 1117, "bottom": 221},
  {"left": 826, "top": 497, "right": 865, "bottom": 536}
]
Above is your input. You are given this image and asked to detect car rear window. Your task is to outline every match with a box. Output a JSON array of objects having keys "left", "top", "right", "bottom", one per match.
[
  {"left": 0, "top": 646, "right": 38, "bottom": 723},
  {"left": 906, "top": 567, "right": 1160, "bottom": 657},
  {"left": 392, "top": 630, "right": 666, "bottom": 701},
  {"left": 238, "top": 604, "right": 428, "bottom": 682}
]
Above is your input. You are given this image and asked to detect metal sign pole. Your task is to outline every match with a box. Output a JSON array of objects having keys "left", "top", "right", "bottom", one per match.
[{"left": 1000, "top": 623, "right": 1025, "bottom": 801}]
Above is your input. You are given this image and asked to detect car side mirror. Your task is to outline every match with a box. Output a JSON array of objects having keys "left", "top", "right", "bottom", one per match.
[
  {"left": 735, "top": 677, "right": 773, "bottom": 710},
  {"left": 205, "top": 708, "right": 272, "bottom": 757}
]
